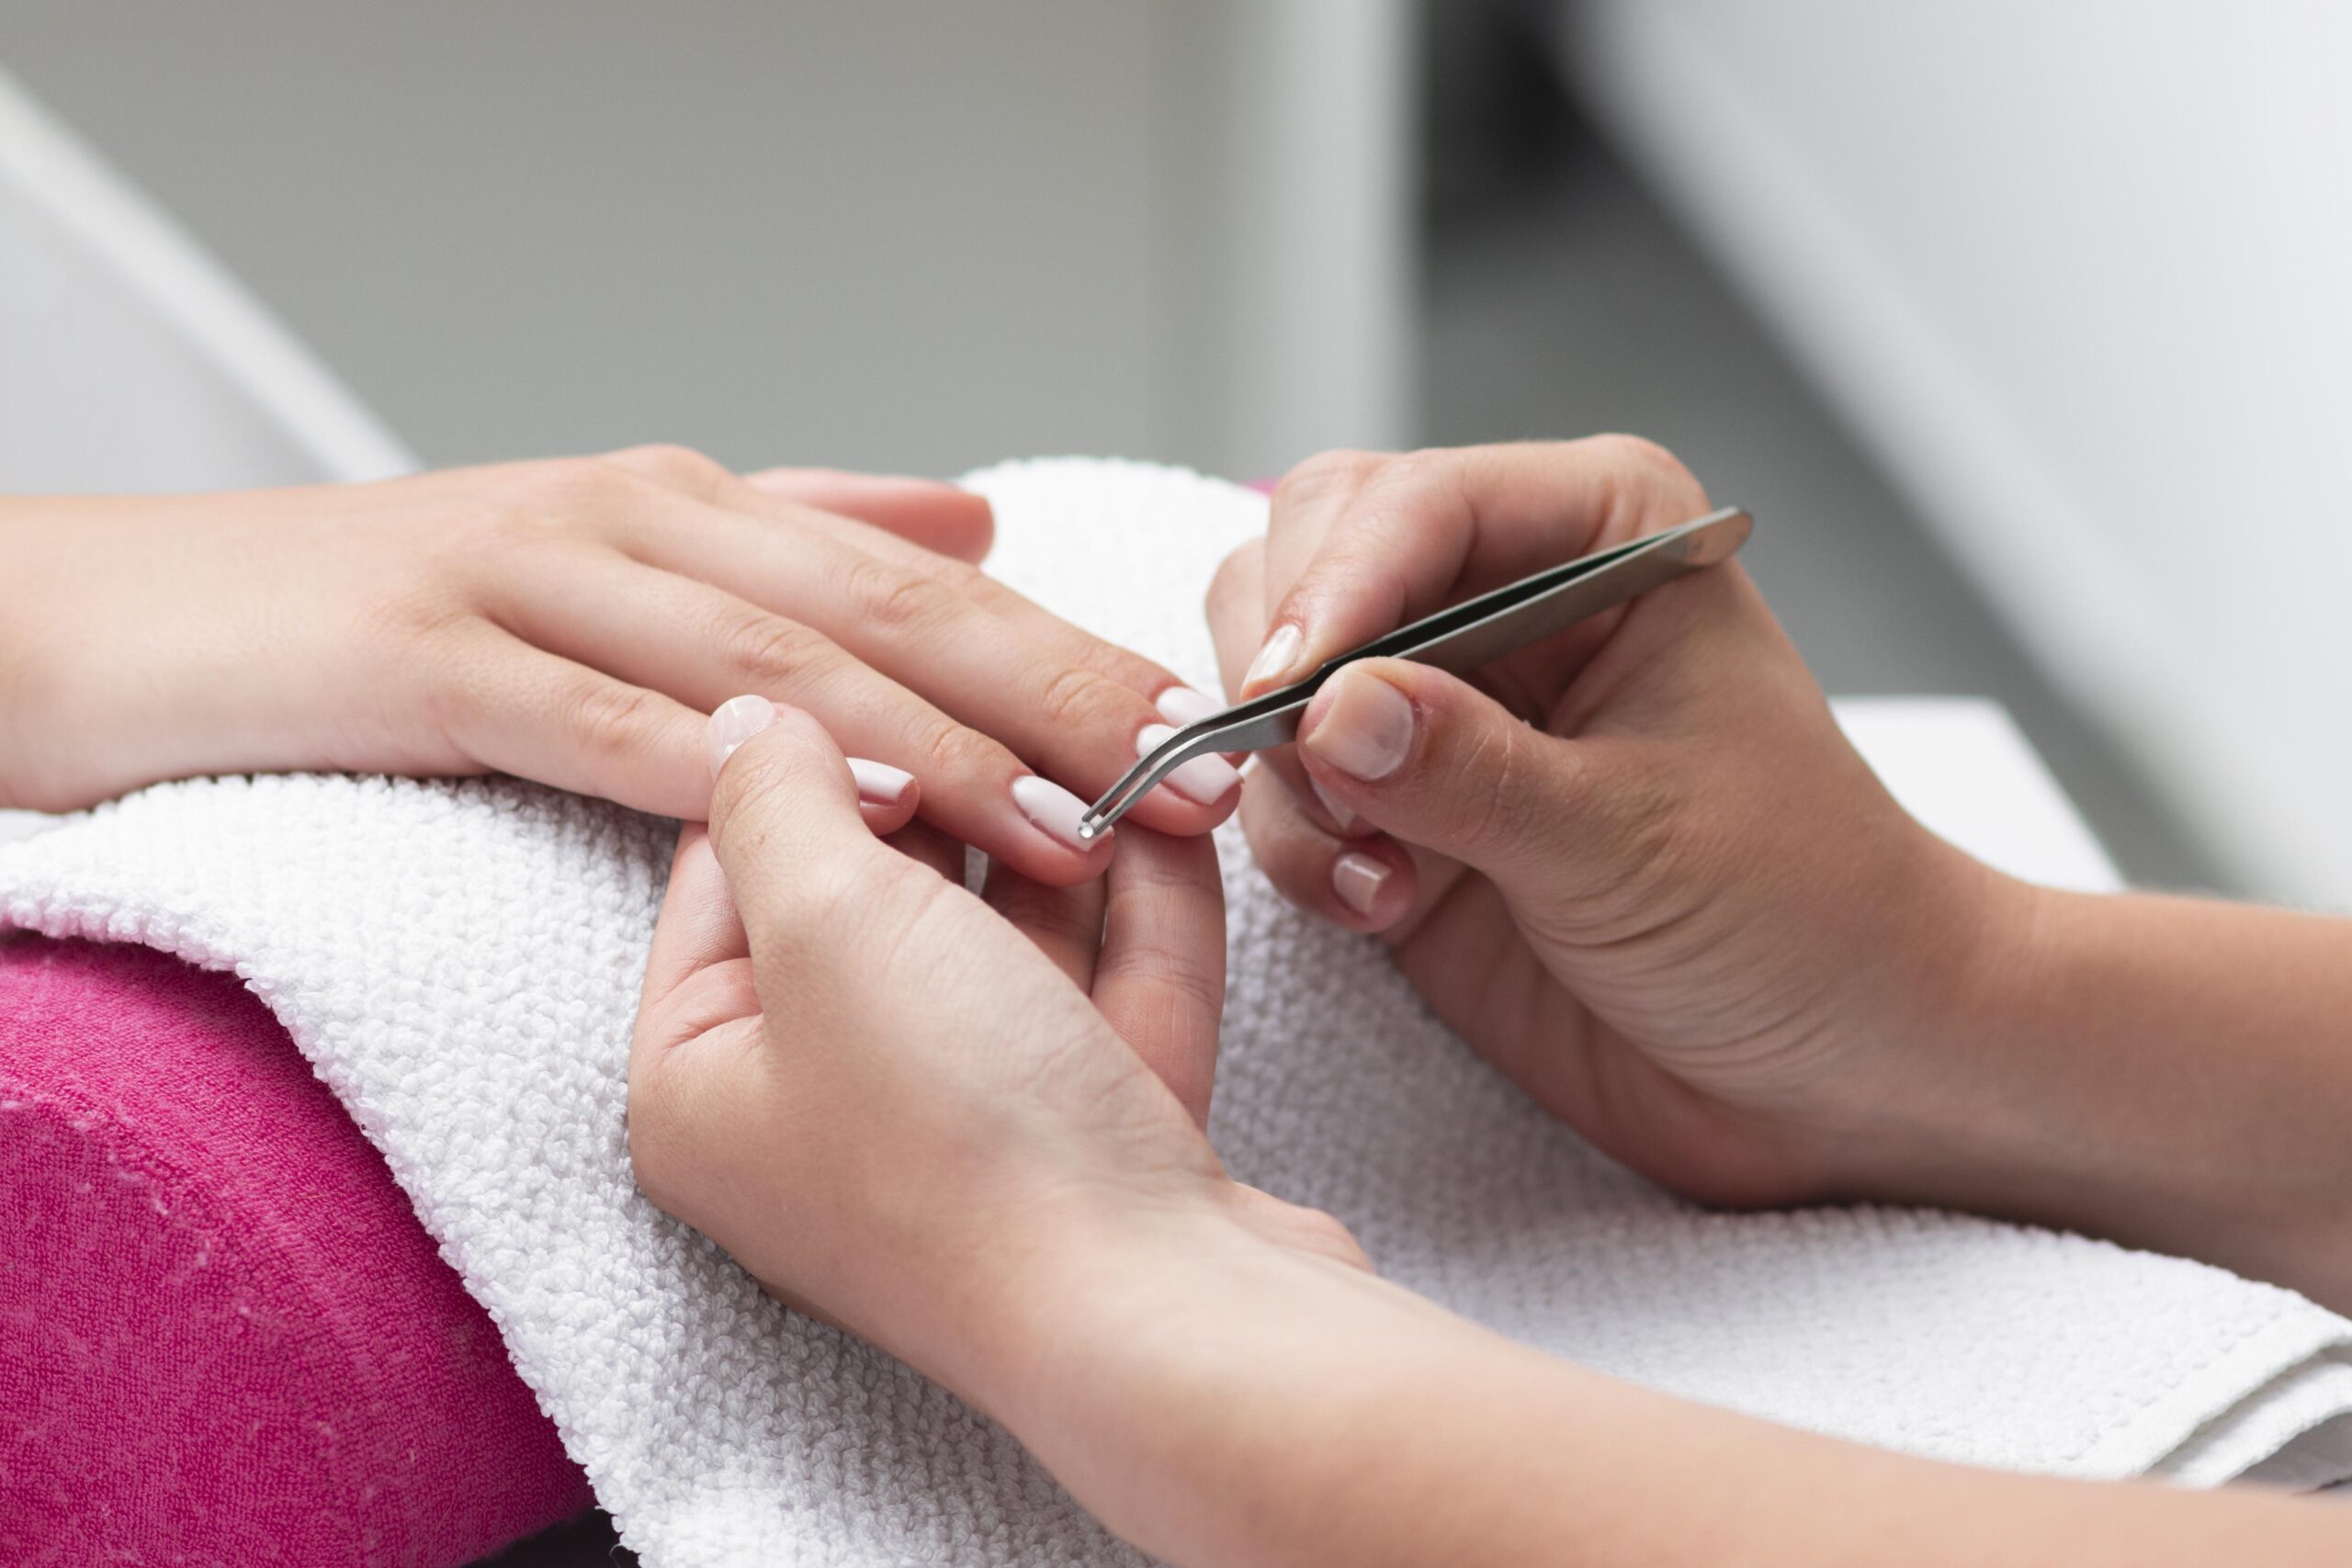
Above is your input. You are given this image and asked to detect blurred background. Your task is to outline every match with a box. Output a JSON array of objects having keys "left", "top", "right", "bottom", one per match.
[{"left": 6, "top": 1, "right": 2349, "bottom": 904}]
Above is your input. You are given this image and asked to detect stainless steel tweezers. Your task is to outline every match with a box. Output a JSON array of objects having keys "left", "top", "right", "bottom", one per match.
[{"left": 1078, "top": 504, "right": 1752, "bottom": 840}]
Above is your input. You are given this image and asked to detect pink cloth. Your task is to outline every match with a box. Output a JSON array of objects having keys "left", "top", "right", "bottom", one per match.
[{"left": 0, "top": 933, "right": 591, "bottom": 1563}]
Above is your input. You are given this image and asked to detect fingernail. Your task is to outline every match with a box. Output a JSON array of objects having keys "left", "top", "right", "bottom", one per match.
[
  {"left": 1243, "top": 623, "right": 1305, "bottom": 692},
  {"left": 1154, "top": 685, "right": 1224, "bottom": 727},
  {"left": 1136, "top": 725, "right": 1241, "bottom": 806},
  {"left": 707, "top": 694, "right": 776, "bottom": 777},
  {"left": 1302, "top": 670, "right": 1413, "bottom": 782},
  {"left": 1306, "top": 771, "right": 1356, "bottom": 832},
  {"left": 848, "top": 758, "right": 915, "bottom": 807},
  {"left": 1332, "top": 852, "right": 1389, "bottom": 916},
  {"left": 1012, "top": 774, "right": 1099, "bottom": 852}
]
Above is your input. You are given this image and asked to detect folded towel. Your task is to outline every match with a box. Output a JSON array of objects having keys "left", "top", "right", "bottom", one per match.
[{"left": 5, "top": 458, "right": 2348, "bottom": 1564}]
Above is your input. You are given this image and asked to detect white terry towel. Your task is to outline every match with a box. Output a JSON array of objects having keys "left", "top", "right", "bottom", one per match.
[{"left": 5, "top": 458, "right": 2351, "bottom": 1563}]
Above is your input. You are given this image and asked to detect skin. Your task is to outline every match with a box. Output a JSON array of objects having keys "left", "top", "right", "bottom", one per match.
[
  {"left": 0, "top": 445, "right": 1238, "bottom": 880},
  {"left": 632, "top": 438, "right": 2352, "bottom": 1566}
]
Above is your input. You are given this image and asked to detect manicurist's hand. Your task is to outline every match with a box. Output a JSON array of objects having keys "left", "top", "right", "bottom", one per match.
[
  {"left": 1216, "top": 438, "right": 2352, "bottom": 1318},
  {"left": 0, "top": 446, "right": 1238, "bottom": 882},
  {"left": 628, "top": 700, "right": 2351, "bottom": 1568},
  {"left": 1208, "top": 438, "right": 1993, "bottom": 1208}
]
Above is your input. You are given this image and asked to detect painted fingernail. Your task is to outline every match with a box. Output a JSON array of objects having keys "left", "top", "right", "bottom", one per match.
[
  {"left": 1243, "top": 623, "right": 1305, "bottom": 693},
  {"left": 1306, "top": 771, "right": 1357, "bottom": 832},
  {"left": 1332, "top": 852, "right": 1389, "bottom": 916},
  {"left": 1012, "top": 774, "right": 1099, "bottom": 851},
  {"left": 1136, "top": 724, "right": 1242, "bottom": 806},
  {"left": 1302, "top": 669, "right": 1413, "bottom": 782},
  {"left": 848, "top": 758, "right": 915, "bottom": 807},
  {"left": 1154, "top": 685, "right": 1224, "bottom": 727},
  {"left": 707, "top": 694, "right": 776, "bottom": 777}
]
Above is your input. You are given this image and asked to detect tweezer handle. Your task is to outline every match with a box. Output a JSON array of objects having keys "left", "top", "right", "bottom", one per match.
[{"left": 1385, "top": 505, "right": 1750, "bottom": 677}]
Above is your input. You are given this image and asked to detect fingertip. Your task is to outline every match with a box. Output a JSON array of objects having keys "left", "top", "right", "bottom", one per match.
[
  {"left": 1329, "top": 841, "right": 1414, "bottom": 931},
  {"left": 704, "top": 697, "right": 856, "bottom": 840},
  {"left": 852, "top": 758, "right": 920, "bottom": 836}
]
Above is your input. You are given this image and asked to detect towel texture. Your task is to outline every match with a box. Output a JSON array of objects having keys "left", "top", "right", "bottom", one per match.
[{"left": 5, "top": 458, "right": 2350, "bottom": 1563}]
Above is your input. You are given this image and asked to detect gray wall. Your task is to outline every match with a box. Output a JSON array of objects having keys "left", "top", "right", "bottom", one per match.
[{"left": 2, "top": 1, "right": 1413, "bottom": 479}]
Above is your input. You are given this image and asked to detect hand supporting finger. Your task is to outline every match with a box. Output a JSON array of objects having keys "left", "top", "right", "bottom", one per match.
[{"left": 1091, "top": 828, "right": 1227, "bottom": 1128}]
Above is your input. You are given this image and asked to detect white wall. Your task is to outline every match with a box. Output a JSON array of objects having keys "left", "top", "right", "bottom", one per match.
[
  {"left": 1566, "top": 1, "right": 2352, "bottom": 903},
  {"left": 0, "top": 1, "right": 1411, "bottom": 483}
]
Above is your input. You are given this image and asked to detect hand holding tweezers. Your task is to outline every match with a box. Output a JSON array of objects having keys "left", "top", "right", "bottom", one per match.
[{"left": 1079, "top": 504, "right": 1751, "bottom": 840}]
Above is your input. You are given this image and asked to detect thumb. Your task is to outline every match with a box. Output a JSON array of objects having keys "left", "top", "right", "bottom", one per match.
[
  {"left": 704, "top": 697, "right": 887, "bottom": 953},
  {"left": 1295, "top": 660, "right": 1654, "bottom": 914}
]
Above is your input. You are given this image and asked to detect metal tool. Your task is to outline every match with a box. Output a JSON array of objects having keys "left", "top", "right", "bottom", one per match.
[{"left": 1078, "top": 504, "right": 1752, "bottom": 840}]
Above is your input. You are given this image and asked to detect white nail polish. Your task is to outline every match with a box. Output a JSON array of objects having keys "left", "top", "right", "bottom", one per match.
[
  {"left": 847, "top": 758, "right": 914, "bottom": 807},
  {"left": 1332, "top": 852, "right": 1389, "bottom": 916},
  {"left": 707, "top": 694, "right": 776, "bottom": 777},
  {"left": 1012, "top": 774, "right": 1098, "bottom": 851},
  {"left": 1306, "top": 772, "right": 1356, "bottom": 832},
  {"left": 1154, "top": 685, "right": 1223, "bottom": 727},
  {"left": 1136, "top": 725, "right": 1242, "bottom": 806},
  {"left": 1243, "top": 623, "right": 1304, "bottom": 692}
]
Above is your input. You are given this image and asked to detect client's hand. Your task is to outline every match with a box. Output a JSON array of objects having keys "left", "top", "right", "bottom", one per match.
[
  {"left": 1207, "top": 439, "right": 2008, "bottom": 1208},
  {"left": 628, "top": 700, "right": 1359, "bottom": 1404},
  {"left": 1, "top": 447, "right": 1238, "bottom": 882}
]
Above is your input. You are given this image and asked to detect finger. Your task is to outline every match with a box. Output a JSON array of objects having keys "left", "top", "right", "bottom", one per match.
[
  {"left": 425, "top": 622, "right": 711, "bottom": 818},
  {"left": 742, "top": 466, "right": 996, "bottom": 564},
  {"left": 703, "top": 702, "right": 907, "bottom": 970},
  {"left": 1294, "top": 659, "right": 1663, "bottom": 919},
  {"left": 818, "top": 513, "right": 1219, "bottom": 718},
  {"left": 608, "top": 446, "right": 1208, "bottom": 716},
  {"left": 616, "top": 496, "right": 1239, "bottom": 835},
  {"left": 981, "top": 857, "right": 1108, "bottom": 991},
  {"left": 1235, "top": 765, "right": 1419, "bottom": 934},
  {"left": 628, "top": 824, "right": 767, "bottom": 1235},
  {"left": 595, "top": 443, "right": 995, "bottom": 565},
  {"left": 1242, "top": 438, "right": 1714, "bottom": 695},
  {"left": 1203, "top": 536, "right": 1359, "bottom": 838},
  {"left": 639, "top": 825, "right": 751, "bottom": 1022},
  {"left": 488, "top": 550, "right": 1107, "bottom": 880},
  {"left": 1092, "top": 828, "right": 1227, "bottom": 1127},
  {"left": 1204, "top": 536, "right": 1271, "bottom": 703}
]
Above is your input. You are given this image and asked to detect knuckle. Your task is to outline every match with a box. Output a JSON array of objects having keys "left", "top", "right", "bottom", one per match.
[
  {"left": 724, "top": 613, "right": 830, "bottom": 689},
  {"left": 1274, "top": 447, "right": 1384, "bottom": 512},
  {"left": 567, "top": 679, "right": 662, "bottom": 760},
  {"left": 916, "top": 718, "right": 1006, "bottom": 782},
  {"left": 1033, "top": 660, "right": 1129, "bottom": 734},
  {"left": 925, "top": 554, "right": 992, "bottom": 603},
  {"left": 1592, "top": 434, "right": 1710, "bottom": 516},
  {"left": 845, "top": 556, "right": 959, "bottom": 639},
  {"left": 517, "top": 456, "right": 640, "bottom": 524},
  {"left": 606, "top": 442, "right": 729, "bottom": 492}
]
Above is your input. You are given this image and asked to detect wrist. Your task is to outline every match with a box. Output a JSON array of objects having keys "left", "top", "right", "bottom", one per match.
[
  {"left": 948, "top": 1180, "right": 1440, "bottom": 1562},
  {"left": 1800, "top": 836, "right": 2055, "bottom": 1203}
]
